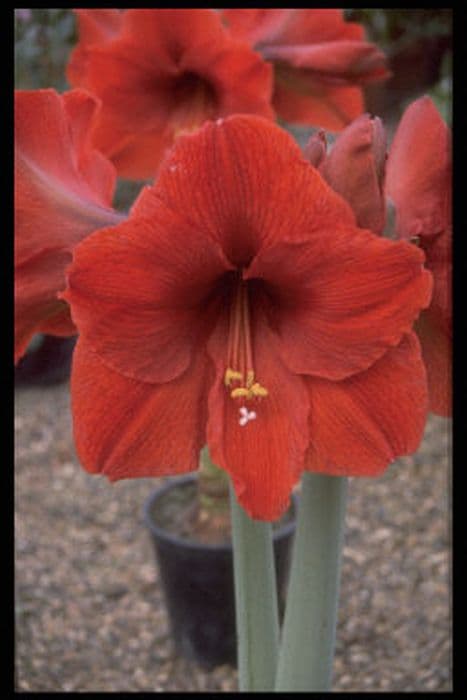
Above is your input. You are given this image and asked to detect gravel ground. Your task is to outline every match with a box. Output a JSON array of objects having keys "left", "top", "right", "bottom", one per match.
[{"left": 15, "top": 380, "right": 451, "bottom": 692}]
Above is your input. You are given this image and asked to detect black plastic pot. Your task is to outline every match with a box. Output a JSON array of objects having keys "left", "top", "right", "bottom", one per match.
[
  {"left": 15, "top": 334, "right": 77, "bottom": 386},
  {"left": 143, "top": 474, "right": 297, "bottom": 670}
]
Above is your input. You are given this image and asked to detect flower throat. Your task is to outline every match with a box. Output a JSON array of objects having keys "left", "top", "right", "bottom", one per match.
[{"left": 224, "top": 275, "right": 268, "bottom": 402}]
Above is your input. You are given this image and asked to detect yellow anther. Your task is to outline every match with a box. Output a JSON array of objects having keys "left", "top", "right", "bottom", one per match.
[
  {"left": 224, "top": 368, "right": 243, "bottom": 387},
  {"left": 230, "top": 387, "right": 251, "bottom": 399},
  {"left": 230, "top": 382, "right": 268, "bottom": 400},
  {"left": 250, "top": 383, "right": 268, "bottom": 398}
]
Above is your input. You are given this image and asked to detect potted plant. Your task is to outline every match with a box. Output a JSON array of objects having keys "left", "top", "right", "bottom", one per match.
[{"left": 143, "top": 452, "right": 297, "bottom": 669}]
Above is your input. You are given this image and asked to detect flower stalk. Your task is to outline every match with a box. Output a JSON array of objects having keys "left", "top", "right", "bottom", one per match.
[
  {"left": 275, "top": 473, "right": 348, "bottom": 691},
  {"left": 228, "top": 468, "right": 280, "bottom": 691}
]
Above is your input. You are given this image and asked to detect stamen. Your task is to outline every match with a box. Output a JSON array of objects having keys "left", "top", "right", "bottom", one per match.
[
  {"left": 224, "top": 368, "right": 243, "bottom": 387},
  {"left": 224, "top": 274, "right": 268, "bottom": 404}
]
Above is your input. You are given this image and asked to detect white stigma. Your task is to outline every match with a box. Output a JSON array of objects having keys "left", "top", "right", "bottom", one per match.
[{"left": 239, "top": 406, "right": 257, "bottom": 426}]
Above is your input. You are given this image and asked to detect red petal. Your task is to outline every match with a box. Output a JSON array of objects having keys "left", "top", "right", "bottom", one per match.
[
  {"left": 273, "top": 80, "right": 364, "bottom": 130},
  {"left": 415, "top": 309, "right": 451, "bottom": 416},
  {"left": 98, "top": 127, "right": 174, "bottom": 182},
  {"left": 67, "top": 10, "right": 123, "bottom": 87},
  {"left": 37, "top": 310, "right": 76, "bottom": 338},
  {"left": 303, "top": 129, "right": 327, "bottom": 167},
  {"left": 15, "top": 89, "right": 121, "bottom": 265},
  {"left": 223, "top": 9, "right": 365, "bottom": 46},
  {"left": 246, "top": 226, "right": 433, "bottom": 380},
  {"left": 206, "top": 313, "right": 309, "bottom": 521},
  {"left": 63, "top": 207, "right": 232, "bottom": 384},
  {"left": 305, "top": 332, "right": 428, "bottom": 475},
  {"left": 15, "top": 248, "right": 74, "bottom": 363},
  {"left": 420, "top": 228, "right": 452, "bottom": 336},
  {"left": 141, "top": 114, "right": 355, "bottom": 267},
  {"left": 320, "top": 114, "right": 387, "bottom": 233},
  {"left": 385, "top": 97, "right": 451, "bottom": 416},
  {"left": 386, "top": 96, "right": 451, "bottom": 240},
  {"left": 264, "top": 41, "right": 389, "bottom": 84},
  {"left": 71, "top": 337, "right": 213, "bottom": 480},
  {"left": 73, "top": 9, "right": 123, "bottom": 45},
  {"left": 14, "top": 89, "right": 122, "bottom": 362},
  {"left": 415, "top": 224, "right": 451, "bottom": 416},
  {"left": 222, "top": 9, "right": 293, "bottom": 46}
]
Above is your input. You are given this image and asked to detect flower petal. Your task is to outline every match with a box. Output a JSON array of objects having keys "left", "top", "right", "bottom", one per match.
[
  {"left": 319, "top": 114, "right": 387, "bottom": 234},
  {"left": 63, "top": 207, "right": 232, "bottom": 384},
  {"left": 15, "top": 248, "right": 74, "bottom": 363},
  {"left": 71, "top": 337, "right": 213, "bottom": 480},
  {"left": 415, "top": 225, "right": 451, "bottom": 416},
  {"left": 138, "top": 114, "right": 356, "bottom": 267},
  {"left": 385, "top": 96, "right": 451, "bottom": 240},
  {"left": 14, "top": 89, "right": 123, "bottom": 362},
  {"left": 305, "top": 332, "right": 428, "bottom": 475},
  {"left": 222, "top": 9, "right": 365, "bottom": 47},
  {"left": 415, "top": 309, "right": 451, "bottom": 416},
  {"left": 303, "top": 129, "right": 327, "bottom": 167},
  {"left": 15, "top": 89, "right": 122, "bottom": 266},
  {"left": 73, "top": 9, "right": 123, "bottom": 46},
  {"left": 246, "top": 226, "right": 433, "bottom": 380},
  {"left": 206, "top": 312, "right": 309, "bottom": 521},
  {"left": 273, "top": 79, "right": 365, "bottom": 130},
  {"left": 264, "top": 41, "right": 389, "bottom": 83}
]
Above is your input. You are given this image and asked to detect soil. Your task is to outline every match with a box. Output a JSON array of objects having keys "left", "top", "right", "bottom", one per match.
[{"left": 15, "top": 379, "right": 451, "bottom": 692}]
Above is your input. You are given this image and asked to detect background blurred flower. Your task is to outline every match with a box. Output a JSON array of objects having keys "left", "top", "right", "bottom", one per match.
[
  {"left": 14, "top": 88, "right": 125, "bottom": 363},
  {"left": 66, "top": 9, "right": 274, "bottom": 180},
  {"left": 222, "top": 9, "right": 390, "bottom": 130},
  {"left": 385, "top": 97, "right": 452, "bottom": 416}
]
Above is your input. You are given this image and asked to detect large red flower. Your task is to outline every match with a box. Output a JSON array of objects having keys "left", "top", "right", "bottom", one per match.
[
  {"left": 222, "top": 9, "right": 389, "bottom": 130},
  {"left": 14, "top": 88, "right": 125, "bottom": 363},
  {"left": 64, "top": 115, "right": 432, "bottom": 521},
  {"left": 385, "top": 97, "right": 452, "bottom": 416},
  {"left": 66, "top": 9, "right": 274, "bottom": 180}
]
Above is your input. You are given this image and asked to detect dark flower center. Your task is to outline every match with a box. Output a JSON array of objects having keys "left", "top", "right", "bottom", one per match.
[{"left": 170, "top": 71, "right": 218, "bottom": 126}]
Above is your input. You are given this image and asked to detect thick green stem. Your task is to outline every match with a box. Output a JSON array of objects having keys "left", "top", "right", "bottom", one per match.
[
  {"left": 275, "top": 473, "right": 348, "bottom": 691},
  {"left": 229, "top": 481, "right": 280, "bottom": 691}
]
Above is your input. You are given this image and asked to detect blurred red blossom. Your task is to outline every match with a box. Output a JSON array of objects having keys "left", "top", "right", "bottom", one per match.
[
  {"left": 222, "top": 8, "right": 390, "bottom": 130},
  {"left": 386, "top": 97, "right": 452, "bottom": 416},
  {"left": 14, "top": 88, "right": 125, "bottom": 363},
  {"left": 67, "top": 8, "right": 274, "bottom": 179}
]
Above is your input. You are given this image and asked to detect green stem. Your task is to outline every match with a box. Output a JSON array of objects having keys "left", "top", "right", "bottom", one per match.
[
  {"left": 229, "top": 481, "right": 280, "bottom": 691},
  {"left": 275, "top": 472, "right": 348, "bottom": 691}
]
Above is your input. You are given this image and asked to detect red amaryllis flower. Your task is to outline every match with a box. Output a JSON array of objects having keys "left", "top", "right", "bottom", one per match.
[
  {"left": 66, "top": 9, "right": 274, "bottom": 180},
  {"left": 385, "top": 97, "right": 452, "bottom": 416},
  {"left": 14, "top": 88, "right": 125, "bottom": 363},
  {"left": 222, "top": 8, "right": 389, "bottom": 131},
  {"left": 63, "top": 115, "right": 432, "bottom": 521}
]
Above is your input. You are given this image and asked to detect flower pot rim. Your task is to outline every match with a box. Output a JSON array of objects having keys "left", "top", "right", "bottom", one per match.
[{"left": 143, "top": 473, "right": 297, "bottom": 553}]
